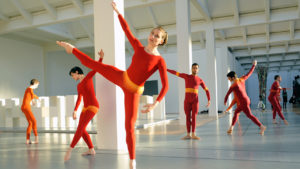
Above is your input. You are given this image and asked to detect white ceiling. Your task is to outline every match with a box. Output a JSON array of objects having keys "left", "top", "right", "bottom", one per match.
[{"left": 1, "top": 0, "right": 300, "bottom": 72}]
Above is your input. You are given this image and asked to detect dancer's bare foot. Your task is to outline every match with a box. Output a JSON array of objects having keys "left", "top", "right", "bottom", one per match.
[
  {"left": 26, "top": 140, "right": 31, "bottom": 144},
  {"left": 227, "top": 129, "right": 233, "bottom": 135},
  {"left": 56, "top": 41, "right": 74, "bottom": 54},
  {"left": 32, "top": 136, "right": 39, "bottom": 144},
  {"left": 64, "top": 147, "right": 73, "bottom": 162},
  {"left": 284, "top": 120, "right": 289, "bottom": 125},
  {"left": 82, "top": 148, "right": 96, "bottom": 156},
  {"left": 273, "top": 119, "right": 278, "bottom": 124},
  {"left": 259, "top": 125, "right": 266, "bottom": 135},
  {"left": 191, "top": 133, "right": 201, "bottom": 140},
  {"left": 129, "top": 159, "right": 136, "bottom": 169},
  {"left": 181, "top": 134, "right": 191, "bottom": 140}
]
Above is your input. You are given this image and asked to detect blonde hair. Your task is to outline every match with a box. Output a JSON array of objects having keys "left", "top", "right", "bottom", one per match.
[{"left": 152, "top": 26, "right": 168, "bottom": 46}]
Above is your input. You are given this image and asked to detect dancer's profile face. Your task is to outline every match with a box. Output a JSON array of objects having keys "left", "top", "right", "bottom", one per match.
[
  {"left": 192, "top": 65, "right": 199, "bottom": 74},
  {"left": 70, "top": 72, "right": 79, "bottom": 81},
  {"left": 277, "top": 76, "right": 282, "bottom": 82},
  {"left": 148, "top": 29, "right": 164, "bottom": 46},
  {"left": 32, "top": 83, "right": 39, "bottom": 89},
  {"left": 227, "top": 77, "right": 235, "bottom": 82}
]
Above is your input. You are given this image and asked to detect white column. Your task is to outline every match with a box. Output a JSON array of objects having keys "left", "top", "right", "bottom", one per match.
[
  {"left": 206, "top": 23, "right": 218, "bottom": 117},
  {"left": 94, "top": 0, "right": 127, "bottom": 151},
  {"left": 217, "top": 46, "right": 231, "bottom": 111},
  {"left": 175, "top": 0, "right": 193, "bottom": 124}
]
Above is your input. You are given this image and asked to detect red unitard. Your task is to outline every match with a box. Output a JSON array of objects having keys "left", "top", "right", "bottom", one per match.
[
  {"left": 268, "top": 81, "right": 285, "bottom": 120},
  {"left": 224, "top": 65, "right": 262, "bottom": 127},
  {"left": 21, "top": 88, "right": 39, "bottom": 140},
  {"left": 167, "top": 69, "right": 210, "bottom": 133},
  {"left": 70, "top": 57, "right": 102, "bottom": 149},
  {"left": 71, "top": 14, "right": 169, "bottom": 159}
]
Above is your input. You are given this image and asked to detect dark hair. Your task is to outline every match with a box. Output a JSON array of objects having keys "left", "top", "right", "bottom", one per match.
[
  {"left": 227, "top": 71, "right": 237, "bottom": 78},
  {"left": 69, "top": 66, "right": 84, "bottom": 76},
  {"left": 30, "top": 79, "right": 39, "bottom": 85},
  {"left": 274, "top": 75, "right": 280, "bottom": 80},
  {"left": 192, "top": 63, "right": 199, "bottom": 67},
  {"left": 152, "top": 26, "right": 168, "bottom": 46}
]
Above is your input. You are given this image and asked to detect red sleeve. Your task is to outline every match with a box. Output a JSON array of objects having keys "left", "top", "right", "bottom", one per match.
[
  {"left": 200, "top": 81, "right": 210, "bottom": 101},
  {"left": 224, "top": 85, "right": 234, "bottom": 104},
  {"left": 118, "top": 14, "right": 142, "bottom": 50},
  {"left": 30, "top": 88, "right": 39, "bottom": 99},
  {"left": 167, "top": 69, "right": 187, "bottom": 79},
  {"left": 155, "top": 58, "right": 169, "bottom": 102},
  {"left": 74, "top": 93, "right": 83, "bottom": 111},
  {"left": 241, "top": 64, "right": 255, "bottom": 80}
]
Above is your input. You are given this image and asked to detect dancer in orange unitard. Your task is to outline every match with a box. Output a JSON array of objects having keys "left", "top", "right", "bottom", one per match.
[
  {"left": 167, "top": 63, "right": 210, "bottom": 140},
  {"left": 224, "top": 60, "right": 266, "bottom": 135},
  {"left": 57, "top": 2, "right": 169, "bottom": 168},
  {"left": 64, "top": 50, "right": 104, "bottom": 161},
  {"left": 21, "top": 79, "right": 40, "bottom": 144},
  {"left": 268, "top": 75, "right": 288, "bottom": 125}
]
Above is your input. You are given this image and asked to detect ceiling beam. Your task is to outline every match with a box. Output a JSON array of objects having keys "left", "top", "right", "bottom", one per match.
[
  {"left": 265, "top": 24, "right": 270, "bottom": 43},
  {"left": 79, "top": 20, "right": 93, "bottom": 41},
  {"left": 232, "top": 0, "right": 240, "bottom": 25},
  {"left": 191, "top": 0, "right": 211, "bottom": 21},
  {"left": 125, "top": 0, "right": 173, "bottom": 10},
  {"left": 70, "top": 0, "right": 84, "bottom": 14},
  {"left": 40, "top": 0, "right": 57, "bottom": 19},
  {"left": 10, "top": 0, "right": 33, "bottom": 23},
  {"left": 217, "top": 30, "right": 226, "bottom": 40},
  {"left": 265, "top": 0, "right": 270, "bottom": 22},
  {"left": 0, "top": 12, "right": 9, "bottom": 22},
  {"left": 241, "top": 27, "right": 247, "bottom": 44},
  {"left": 37, "top": 25, "right": 76, "bottom": 41},
  {"left": 148, "top": 6, "right": 158, "bottom": 27},
  {"left": 290, "top": 21, "right": 295, "bottom": 40}
]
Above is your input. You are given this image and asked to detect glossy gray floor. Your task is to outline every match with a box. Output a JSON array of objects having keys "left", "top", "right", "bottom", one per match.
[{"left": 1, "top": 107, "right": 300, "bottom": 169}]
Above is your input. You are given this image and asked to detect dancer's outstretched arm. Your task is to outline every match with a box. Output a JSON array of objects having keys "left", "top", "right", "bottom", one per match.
[
  {"left": 112, "top": 2, "right": 141, "bottom": 50},
  {"left": 242, "top": 60, "right": 257, "bottom": 81},
  {"left": 167, "top": 69, "right": 188, "bottom": 79}
]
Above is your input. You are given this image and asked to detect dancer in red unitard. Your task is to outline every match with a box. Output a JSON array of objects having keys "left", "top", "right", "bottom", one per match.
[
  {"left": 21, "top": 79, "right": 40, "bottom": 144},
  {"left": 224, "top": 60, "right": 266, "bottom": 135},
  {"left": 64, "top": 50, "right": 104, "bottom": 161},
  {"left": 167, "top": 63, "right": 210, "bottom": 140},
  {"left": 57, "top": 2, "right": 169, "bottom": 168},
  {"left": 268, "top": 75, "right": 288, "bottom": 125}
]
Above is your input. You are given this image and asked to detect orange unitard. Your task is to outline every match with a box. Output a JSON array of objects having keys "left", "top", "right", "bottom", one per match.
[
  {"left": 167, "top": 69, "right": 210, "bottom": 133},
  {"left": 21, "top": 87, "right": 39, "bottom": 140},
  {"left": 70, "top": 58, "right": 102, "bottom": 149},
  {"left": 224, "top": 65, "right": 262, "bottom": 127},
  {"left": 71, "top": 14, "right": 169, "bottom": 159}
]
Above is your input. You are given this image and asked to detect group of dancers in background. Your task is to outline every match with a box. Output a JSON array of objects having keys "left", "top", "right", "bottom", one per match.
[{"left": 19, "top": 2, "right": 288, "bottom": 169}]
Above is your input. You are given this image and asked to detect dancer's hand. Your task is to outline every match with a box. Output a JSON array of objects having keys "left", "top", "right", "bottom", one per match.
[
  {"left": 98, "top": 49, "right": 104, "bottom": 59},
  {"left": 253, "top": 60, "right": 257, "bottom": 66},
  {"left": 206, "top": 101, "right": 211, "bottom": 107},
  {"left": 56, "top": 41, "right": 74, "bottom": 54},
  {"left": 141, "top": 101, "right": 159, "bottom": 113},
  {"left": 111, "top": 2, "right": 120, "bottom": 15},
  {"left": 73, "top": 111, "right": 77, "bottom": 120},
  {"left": 32, "top": 100, "right": 36, "bottom": 106},
  {"left": 224, "top": 101, "right": 227, "bottom": 106}
]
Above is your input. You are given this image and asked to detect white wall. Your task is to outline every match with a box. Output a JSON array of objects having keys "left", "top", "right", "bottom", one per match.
[
  {"left": 0, "top": 37, "right": 45, "bottom": 99},
  {"left": 45, "top": 50, "right": 93, "bottom": 96}
]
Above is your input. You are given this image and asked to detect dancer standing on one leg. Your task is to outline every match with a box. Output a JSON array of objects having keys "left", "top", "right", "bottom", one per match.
[
  {"left": 268, "top": 75, "right": 289, "bottom": 125},
  {"left": 21, "top": 79, "right": 40, "bottom": 144},
  {"left": 167, "top": 63, "right": 210, "bottom": 140},
  {"left": 224, "top": 60, "right": 266, "bottom": 135},
  {"left": 57, "top": 2, "right": 169, "bottom": 168},
  {"left": 64, "top": 50, "right": 104, "bottom": 161}
]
